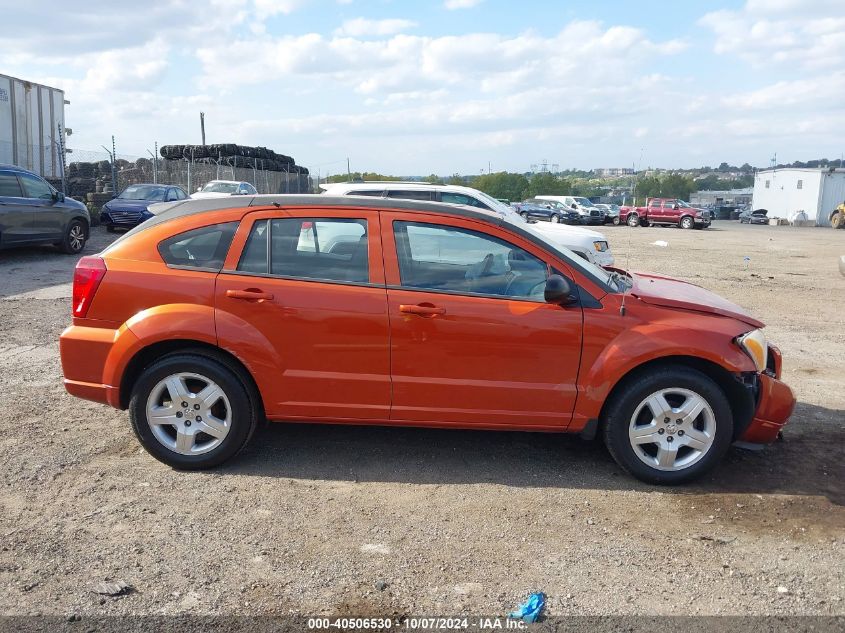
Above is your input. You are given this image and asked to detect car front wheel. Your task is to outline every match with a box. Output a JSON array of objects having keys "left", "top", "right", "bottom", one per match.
[
  {"left": 129, "top": 353, "right": 258, "bottom": 469},
  {"left": 60, "top": 219, "right": 88, "bottom": 254},
  {"left": 550, "top": 214, "right": 560, "bottom": 223},
  {"left": 602, "top": 366, "right": 733, "bottom": 484},
  {"left": 680, "top": 216, "right": 695, "bottom": 230}
]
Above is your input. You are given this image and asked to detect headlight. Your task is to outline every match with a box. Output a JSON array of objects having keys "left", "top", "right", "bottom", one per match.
[{"left": 736, "top": 329, "right": 768, "bottom": 372}]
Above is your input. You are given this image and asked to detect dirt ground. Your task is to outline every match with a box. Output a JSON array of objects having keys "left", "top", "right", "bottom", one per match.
[{"left": 0, "top": 221, "right": 843, "bottom": 620}]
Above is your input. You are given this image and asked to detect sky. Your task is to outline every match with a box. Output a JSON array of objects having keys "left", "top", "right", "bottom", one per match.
[{"left": 1, "top": 0, "right": 844, "bottom": 176}]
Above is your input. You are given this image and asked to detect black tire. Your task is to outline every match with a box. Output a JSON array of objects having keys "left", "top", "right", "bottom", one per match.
[
  {"left": 60, "top": 219, "right": 88, "bottom": 254},
  {"left": 680, "top": 216, "right": 695, "bottom": 230},
  {"left": 602, "top": 365, "right": 734, "bottom": 485},
  {"left": 640, "top": 219, "right": 650, "bottom": 227},
  {"left": 520, "top": 212, "right": 529, "bottom": 219},
  {"left": 627, "top": 214, "right": 640, "bottom": 227},
  {"left": 550, "top": 214, "right": 560, "bottom": 223},
  {"left": 129, "top": 353, "right": 258, "bottom": 470},
  {"left": 832, "top": 212, "right": 844, "bottom": 229},
  {"left": 612, "top": 216, "right": 620, "bottom": 226}
]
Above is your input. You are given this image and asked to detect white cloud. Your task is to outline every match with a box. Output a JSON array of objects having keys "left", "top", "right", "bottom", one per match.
[
  {"left": 254, "top": 0, "right": 308, "bottom": 19},
  {"left": 334, "top": 18, "right": 417, "bottom": 37},
  {"left": 700, "top": 0, "right": 845, "bottom": 69},
  {"left": 444, "top": 0, "right": 483, "bottom": 9}
]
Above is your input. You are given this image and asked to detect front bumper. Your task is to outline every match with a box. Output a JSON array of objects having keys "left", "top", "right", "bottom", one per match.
[{"left": 739, "top": 373, "right": 795, "bottom": 444}]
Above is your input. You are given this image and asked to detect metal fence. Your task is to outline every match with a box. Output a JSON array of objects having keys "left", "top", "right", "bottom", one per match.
[{"left": 60, "top": 141, "right": 313, "bottom": 206}]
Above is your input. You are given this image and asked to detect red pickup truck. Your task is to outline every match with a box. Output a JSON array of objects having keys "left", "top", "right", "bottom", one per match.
[{"left": 620, "top": 198, "right": 712, "bottom": 229}]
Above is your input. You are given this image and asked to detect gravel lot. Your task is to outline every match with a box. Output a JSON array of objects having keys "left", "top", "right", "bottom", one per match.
[{"left": 1, "top": 221, "right": 843, "bottom": 620}]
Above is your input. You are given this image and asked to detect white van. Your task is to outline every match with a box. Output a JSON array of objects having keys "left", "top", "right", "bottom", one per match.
[
  {"left": 536, "top": 196, "right": 605, "bottom": 225},
  {"left": 320, "top": 182, "right": 614, "bottom": 266}
]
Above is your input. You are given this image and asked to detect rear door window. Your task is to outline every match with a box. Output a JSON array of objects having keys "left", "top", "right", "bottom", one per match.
[
  {"left": 0, "top": 171, "right": 23, "bottom": 197},
  {"left": 237, "top": 217, "right": 370, "bottom": 284},
  {"left": 386, "top": 190, "right": 433, "bottom": 201},
  {"left": 158, "top": 222, "right": 238, "bottom": 270}
]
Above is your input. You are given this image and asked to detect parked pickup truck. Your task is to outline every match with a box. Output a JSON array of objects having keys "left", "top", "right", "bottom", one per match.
[{"left": 620, "top": 198, "right": 712, "bottom": 229}]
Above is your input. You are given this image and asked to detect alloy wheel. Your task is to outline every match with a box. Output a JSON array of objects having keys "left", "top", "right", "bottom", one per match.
[
  {"left": 628, "top": 388, "right": 716, "bottom": 471},
  {"left": 145, "top": 372, "right": 232, "bottom": 455},
  {"left": 69, "top": 224, "right": 85, "bottom": 251}
]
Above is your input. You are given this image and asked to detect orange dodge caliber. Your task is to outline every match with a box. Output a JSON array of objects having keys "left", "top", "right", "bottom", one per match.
[{"left": 60, "top": 195, "right": 795, "bottom": 484}]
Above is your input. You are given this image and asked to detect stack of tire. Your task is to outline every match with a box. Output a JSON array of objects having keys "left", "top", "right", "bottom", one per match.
[
  {"left": 159, "top": 144, "right": 308, "bottom": 175},
  {"left": 66, "top": 160, "right": 114, "bottom": 197}
]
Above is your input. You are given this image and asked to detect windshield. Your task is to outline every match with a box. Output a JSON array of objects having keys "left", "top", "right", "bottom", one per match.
[
  {"left": 675, "top": 199, "right": 691, "bottom": 208},
  {"left": 472, "top": 190, "right": 528, "bottom": 223},
  {"left": 501, "top": 213, "right": 616, "bottom": 291},
  {"left": 572, "top": 197, "right": 593, "bottom": 206},
  {"left": 202, "top": 182, "right": 239, "bottom": 194},
  {"left": 118, "top": 184, "right": 168, "bottom": 201}
]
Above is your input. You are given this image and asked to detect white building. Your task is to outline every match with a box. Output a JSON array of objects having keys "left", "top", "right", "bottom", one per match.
[{"left": 752, "top": 168, "right": 845, "bottom": 226}]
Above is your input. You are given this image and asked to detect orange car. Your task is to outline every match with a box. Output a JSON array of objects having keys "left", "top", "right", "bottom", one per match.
[{"left": 60, "top": 196, "right": 795, "bottom": 484}]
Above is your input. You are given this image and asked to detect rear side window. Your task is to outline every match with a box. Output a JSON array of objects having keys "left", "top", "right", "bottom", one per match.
[
  {"left": 237, "top": 217, "right": 370, "bottom": 284},
  {"left": 0, "top": 171, "right": 23, "bottom": 197},
  {"left": 347, "top": 190, "right": 383, "bottom": 197},
  {"left": 158, "top": 222, "right": 238, "bottom": 270}
]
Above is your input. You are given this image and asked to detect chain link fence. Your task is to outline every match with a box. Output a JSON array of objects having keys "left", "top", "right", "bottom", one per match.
[{"left": 59, "top": 141, "right": 313, "bottom": 214}]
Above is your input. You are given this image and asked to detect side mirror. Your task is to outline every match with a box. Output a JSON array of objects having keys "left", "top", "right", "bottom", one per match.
[
  {"left": 197, "top": 186, "right": 202, "bottom": 192},
  {"left": 52, "top": 191, "right": 65, "bottom": 202},
  {"left": 544, "top": 275, "right": 577, "bottom": 305}
]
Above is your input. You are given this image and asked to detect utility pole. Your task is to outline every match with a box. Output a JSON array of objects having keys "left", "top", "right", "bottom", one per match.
[
  {"left": 200, "top": 112, "right": 206, "bottom": 145},
  {"left": 347, "top": 157, "right": 351, "bottom": 181}
]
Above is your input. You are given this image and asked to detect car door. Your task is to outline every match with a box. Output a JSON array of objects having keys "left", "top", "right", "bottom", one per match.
[
  {"left": 0, "top": 170, "right": 31, "bottom": 245},
  {"left": 215, "top": 207, "right": 391, "bottom": 420},
  {"left": 17, "top": 171, "right": 63, "bottom": 240},
  {"left": 381, "top": 211, "right": 583, "bottom": 427},
  {"left": 648, "top": 199, "right": 664, "bottom": 223}
]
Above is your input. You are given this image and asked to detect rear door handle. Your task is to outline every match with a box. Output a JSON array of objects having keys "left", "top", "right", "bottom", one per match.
[
  {"left": 399, "top": 303, "right": 446, "bottom": 317},
  {"left": 226, "top": 289, "right": 274, "bottom": 301}
]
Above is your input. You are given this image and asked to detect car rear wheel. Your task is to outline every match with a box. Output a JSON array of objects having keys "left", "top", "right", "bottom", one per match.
[
  {"left": 627, "top": 214, "right": 640, "bottom": 227},
  {"left": 129, "top": 353, "right": 258, "bottom": 469},
  {"left": 680, "top": 216, "right": 695, "bottom": 230},
  {"left": 602, "top": 366, "right": 733, "bottom": 484},
  {"left": 60, "top": 220, "right": 87, "bottom": 254}
]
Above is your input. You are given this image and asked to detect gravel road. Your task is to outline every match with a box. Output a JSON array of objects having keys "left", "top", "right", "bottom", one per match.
[{"left": 0, "top": 221, "right": 842, "bottom": 620}]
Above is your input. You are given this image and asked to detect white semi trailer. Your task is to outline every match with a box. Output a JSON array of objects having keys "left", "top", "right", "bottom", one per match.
[{"left": 0, "top": 73, "right": 67, "bottom": 179}]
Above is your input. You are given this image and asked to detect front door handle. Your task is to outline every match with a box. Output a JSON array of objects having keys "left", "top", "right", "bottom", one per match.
[
  {"left": 226, "top": 288, "right": 274, "bottom": 301},
  {"left": 399, "top": 303, "right": 446, "bottom": 317}
]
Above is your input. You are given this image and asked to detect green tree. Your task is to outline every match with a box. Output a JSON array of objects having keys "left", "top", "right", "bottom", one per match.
[
  {"left": 525, "top": 172, "right": 571, "bottom": 198},
  {"left": 447, "top": 173, "right": 466, "bottom": 185},
  {"left": 472, "top": 172, "right": 529, "bottom": 202}
]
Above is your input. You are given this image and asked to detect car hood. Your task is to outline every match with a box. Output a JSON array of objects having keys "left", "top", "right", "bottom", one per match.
[
  {"left": 104, "top": 199, "right": 153, "bottom": 212},
  {"left": 532, "top": 223, "right": 607, "bottom": 240},
  {"left": 630, "top": 272, "right": 763, "bottom": 328}
]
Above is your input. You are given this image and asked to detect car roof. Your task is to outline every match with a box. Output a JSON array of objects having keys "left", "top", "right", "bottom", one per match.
[
  {"left": 206, "top": 180, "right": 246, "bottom": 185},
  {"left": 0, "top": 163, "right": 34, "bottom": 174},
  {"left": 320, "top": 181, "right": 483, "bottom": 196}
]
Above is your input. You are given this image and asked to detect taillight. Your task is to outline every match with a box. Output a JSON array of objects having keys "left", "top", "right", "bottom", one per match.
[{"left": 72, "top": 256, "right": 107, "bottom": 318}]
